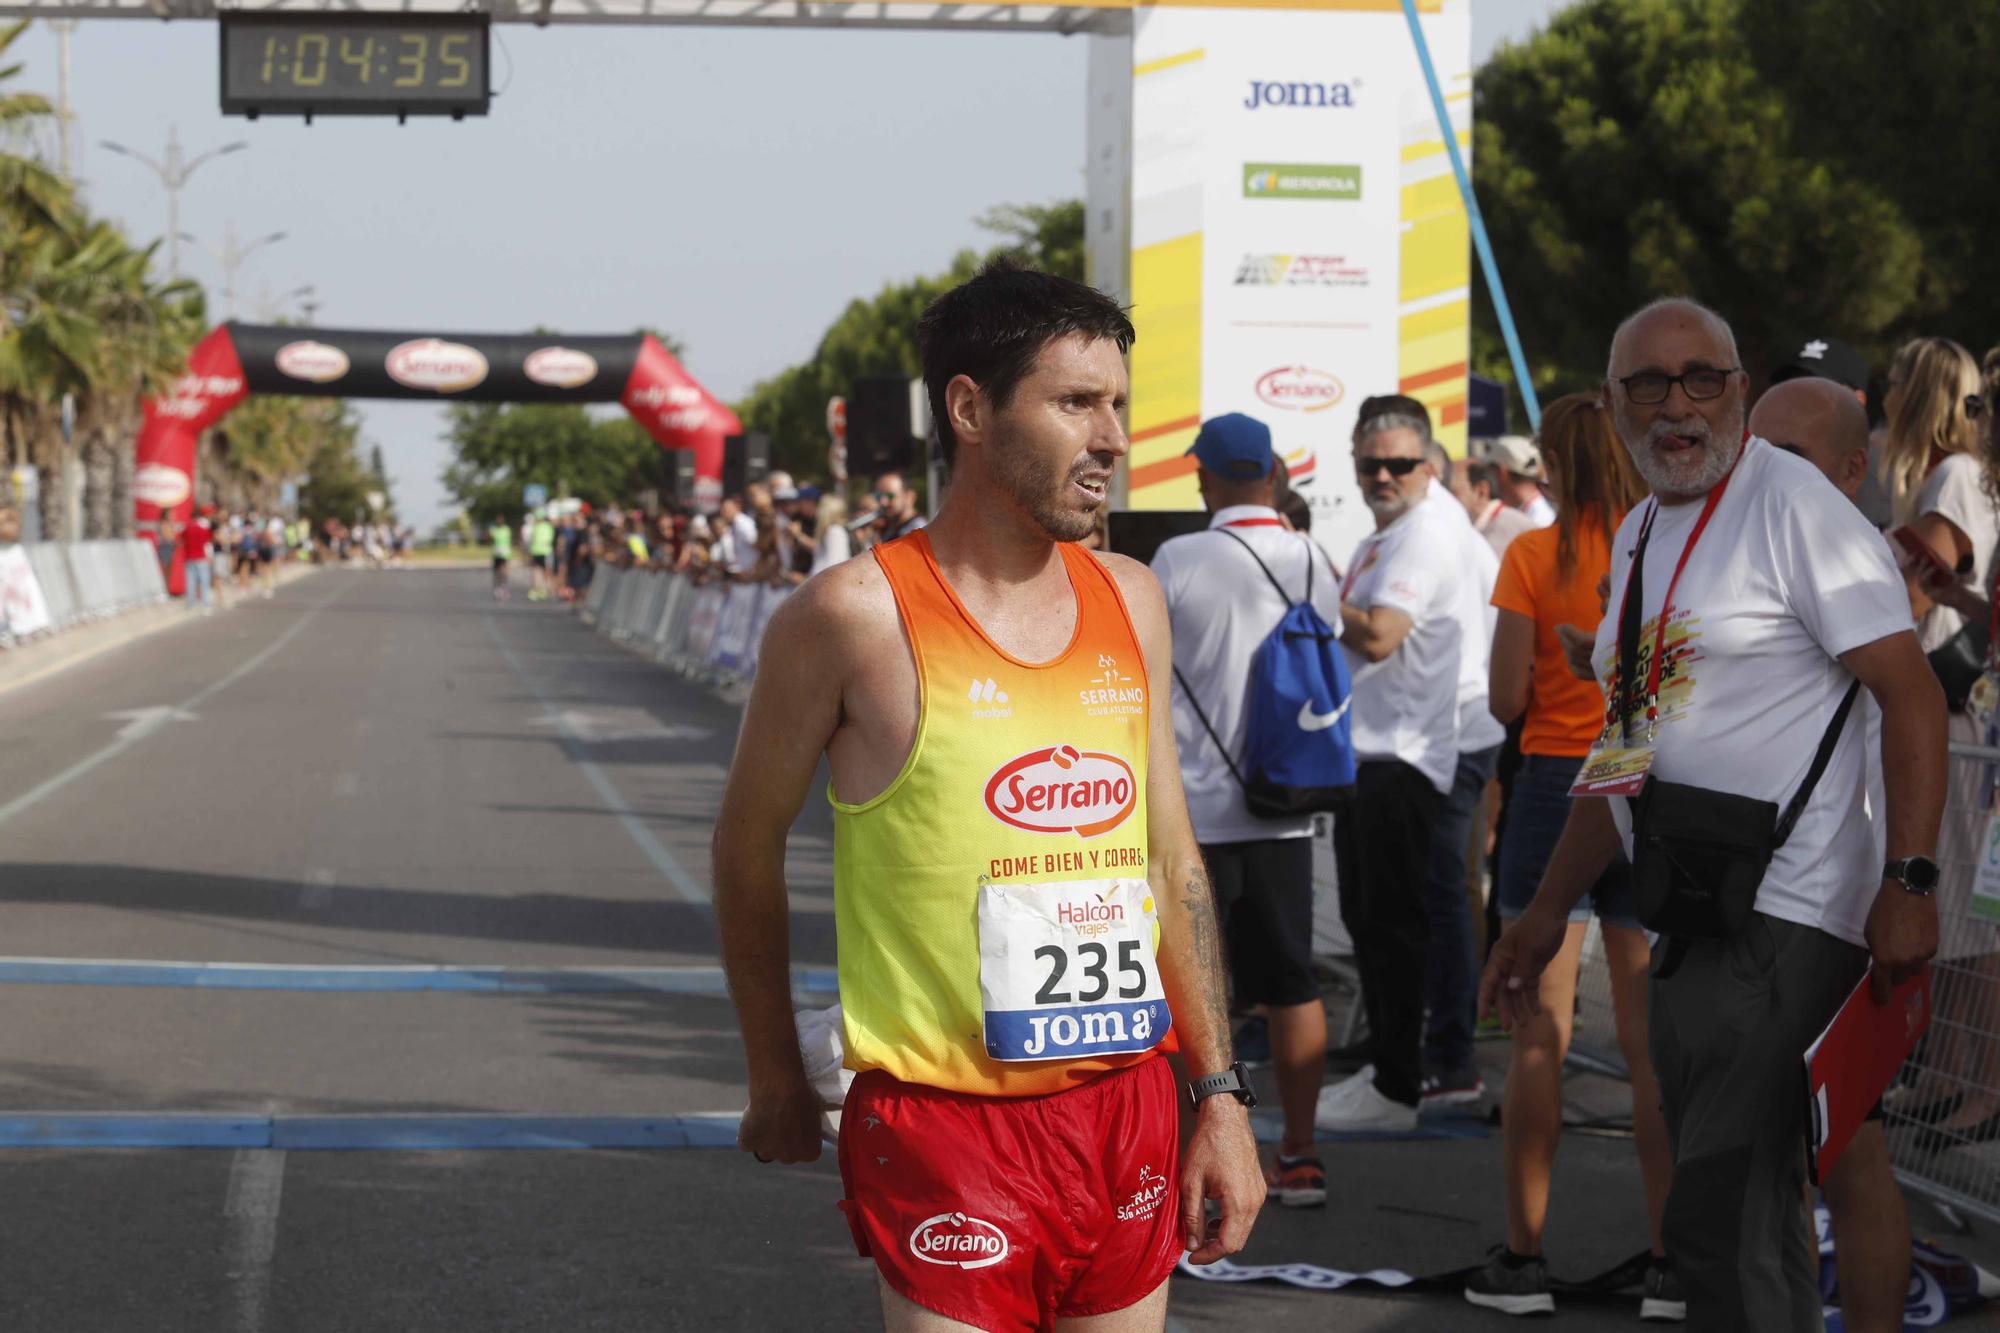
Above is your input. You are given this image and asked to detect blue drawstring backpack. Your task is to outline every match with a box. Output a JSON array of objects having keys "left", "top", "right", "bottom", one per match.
[{"left": 1174, "top": 529, "right": 1357, "bottom": 817}]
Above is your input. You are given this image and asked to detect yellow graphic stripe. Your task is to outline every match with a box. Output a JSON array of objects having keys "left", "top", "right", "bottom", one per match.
[
  {"left": 1398, "top": 137, "right": 1469, "bottom": 455},
  {"left": 1400, "top": 130, "right": 1471, "bottom": 164},
  {"left": 1126, "top": 231, "right": 1202, "bottom": 510},
  {"left": 1134, "top": 48, "right": 1203, "bottom": 77}
]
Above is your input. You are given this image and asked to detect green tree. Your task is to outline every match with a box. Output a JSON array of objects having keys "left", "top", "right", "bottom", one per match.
[
  {"left": 1470, "top": 0, "right": 1926, "bottom": 407},
  {"left": 294, "top": 400, "right": 372, "bottom": 528},
  {"left": 440, "top": 402, "right": 658, "bottom": 526},
  {"left": 736, "top": 200, "right": 1086, "bottom": 480}
]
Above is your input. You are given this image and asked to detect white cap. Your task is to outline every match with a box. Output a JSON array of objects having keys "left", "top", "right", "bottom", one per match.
[{"left": 1476, "top": 434, "right": 1544, "bottom": 480}]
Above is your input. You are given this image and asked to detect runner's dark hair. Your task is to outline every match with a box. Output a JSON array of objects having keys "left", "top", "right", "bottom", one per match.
[{"left": 918, "top": 256, "right": 1135, "bottom": 468}]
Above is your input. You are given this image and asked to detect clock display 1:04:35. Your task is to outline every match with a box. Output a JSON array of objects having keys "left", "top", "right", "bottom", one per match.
[{"left": 258, "top": 33, "right": 473, "bottom": 88}]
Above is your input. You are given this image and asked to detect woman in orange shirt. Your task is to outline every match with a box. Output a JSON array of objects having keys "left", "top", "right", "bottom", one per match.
[{"left": 1465, "top": 393, "right": 1677, "bottom": 1317}]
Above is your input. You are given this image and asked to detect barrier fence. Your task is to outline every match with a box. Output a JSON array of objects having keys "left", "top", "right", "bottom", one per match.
[
  {"left": 0, "top": 540, "right": 168, "bottom": 649},
  {"left": 585, "top": 563, "right": 2000, "bottom": 1226},
  {"left": 1569, "top": 739, "right": 2000, "bottom": 1226},
  {"left": 581, "top": 564, "right": 790, "bottom": 689}
]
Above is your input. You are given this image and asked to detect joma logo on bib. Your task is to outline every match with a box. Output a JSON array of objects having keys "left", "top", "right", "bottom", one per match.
[{"left": 984, "top": 745, "right": 1136, "bottom": 837}]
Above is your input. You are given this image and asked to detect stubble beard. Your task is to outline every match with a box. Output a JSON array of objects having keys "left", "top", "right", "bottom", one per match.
[
  {"left": 988, "top": 436, "right": 1099, "bottom": 543},
  {"left": 1616, "top": 404, "right": 1746, "bottom": 499}
]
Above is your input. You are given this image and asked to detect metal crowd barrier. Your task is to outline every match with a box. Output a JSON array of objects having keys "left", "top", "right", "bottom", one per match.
[
  {"left": 0, "top": 540, "right": 167, "bottom": 648},
  {"left": 1566, "top": 739, "right": 2000, "bottom": 1225},
  {"left": 581, "top": 565, "right": 791, "bottom": 688}
]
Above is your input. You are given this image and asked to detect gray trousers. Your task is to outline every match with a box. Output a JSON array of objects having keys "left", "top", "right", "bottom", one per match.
[{"left": 1650, "top": 913, "right": 1868, "bottom": 1332}]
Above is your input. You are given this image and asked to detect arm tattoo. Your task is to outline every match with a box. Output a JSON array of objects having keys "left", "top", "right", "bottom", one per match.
[{"left": 1179, "top": 866, "right": 1235, "bottom": 1065}]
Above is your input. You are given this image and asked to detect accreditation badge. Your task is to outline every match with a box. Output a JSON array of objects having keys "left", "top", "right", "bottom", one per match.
[
  {"left": 1970, "top": 670, "right": 2000, "bottom": 728},
  {"left": 976, "top": 877, "right": 1170, "bottom": 1062},
  {"left": 1570, "top": 735, "right": 1657, "bottom": 799}
]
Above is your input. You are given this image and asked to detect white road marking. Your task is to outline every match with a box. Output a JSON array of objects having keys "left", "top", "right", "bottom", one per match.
[
  {"left": 297, "top": 868, "right": 335, "bottom": 911},
  {"left": 222, "top": 1148, "right": 287, "bottom": 1333},
  {"left": 531, "top": 707, "right": 714, "bottom": 746},
  {"left": 0, "top": 581, "right": 348, "bottom": 831},
  {"left": 101, "top": 706, "right": 198, "bottom": 742},
  {"left": 485, "top": 615, "right": 709, "bottom": 905}
]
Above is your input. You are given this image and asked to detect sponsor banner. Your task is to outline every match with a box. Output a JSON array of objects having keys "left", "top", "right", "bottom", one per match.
[
  {"left": 0, "top": 544, "right": 53, "bottom": 638},
  {"left": 274, "top": 340, "right": 350, "bottom": 384},
  {"left": 524, "top": 345, "right": 599, "bottom": 390},
  {"left": 229, "top": 325, "right": 643, "bottom": 406},
  {"left": 386, "top": 338, "right": 489, "bottom": 393},
  {"left": 983, "top": 1000, "right": 1170, "bottom": 1062},
  {"left": 132, "top": 462, "right": 192, "bottom": 510},
  {"left": 1126, "top": 6, "right": 1470, "bottom": 564}
]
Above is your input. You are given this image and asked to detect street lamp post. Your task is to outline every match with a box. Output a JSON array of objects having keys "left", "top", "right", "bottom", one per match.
[
  {"left": 182, "top": 224, "right": 288, "bottom": 319},
  {"left": 98, "top": 127, "right": 249, "bottom": 279}
]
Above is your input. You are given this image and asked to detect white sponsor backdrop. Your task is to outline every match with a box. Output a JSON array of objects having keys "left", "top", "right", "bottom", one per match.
[
  {"left": 1130, "top": 5, "right": 1471, "bottom": 568},
  {"left": 0, "top": 545, "right": 53, "bottom": 638}
]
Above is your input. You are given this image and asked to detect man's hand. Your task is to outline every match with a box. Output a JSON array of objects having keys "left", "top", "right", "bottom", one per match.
[
  {"left": 1556, "top": 623, "right": 1597, "bottom": 683},
  {"left": 1179, "top": 1099, "right": 1265, "bottom": 1264},
  {"left": 1478, "top": 904, "right": 1570, "bottom": 1031},
  {"left": 737, "top": 1072, "right": 824, "bottom": 1164},
  {"left": 1864, "top": 882, "right": 1939, "bottom": 1003}
]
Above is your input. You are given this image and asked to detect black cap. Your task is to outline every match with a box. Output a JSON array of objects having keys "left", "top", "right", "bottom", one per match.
[{"left": 1771, "top": 336, "right": 1868, "bottom": 393}]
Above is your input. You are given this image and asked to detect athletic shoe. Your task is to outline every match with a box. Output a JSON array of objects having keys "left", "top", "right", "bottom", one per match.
[
  {"left": 1313, "top": 1068, "right": 1418, "bottom": 1133},
  {"left": 1325, "top": 1035, "right": 1377, "bottom": 1073},
  {"left": 1420, "top": 1067, "right": 1487, "bottom": 1109},
  {"left": 1640, "top": 1255, "right": 1686, "bottom": 1322},
  {"left": 1264, "top": 1153, "right": 1326, "bottom": 1208},
  {"left": 1463, "top": 1245, "right": 1554, "bottom": 1316}
]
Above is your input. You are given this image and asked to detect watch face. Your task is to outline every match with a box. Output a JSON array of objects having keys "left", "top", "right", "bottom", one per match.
[{"left": 1907, "top": 857, "right": 1942, "bottom": 892}]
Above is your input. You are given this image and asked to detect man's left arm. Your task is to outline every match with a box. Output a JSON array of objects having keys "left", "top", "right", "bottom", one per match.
[
  {"left": 1105, "top": 554, "right": 1266, "bottom": 1264},
  {"left": 1840, "top": 630, "right": 1947, "bottom": 1001}
]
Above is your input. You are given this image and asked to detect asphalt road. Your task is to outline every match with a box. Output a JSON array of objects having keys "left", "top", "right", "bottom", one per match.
[{"left": 0, "top": 567, "right": 1773, "bottom": 1331}]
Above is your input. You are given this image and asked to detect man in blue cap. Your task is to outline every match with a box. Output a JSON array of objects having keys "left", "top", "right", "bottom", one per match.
[{"left": 1151, "top": 412, "right": 1345, "bottom": 1206}]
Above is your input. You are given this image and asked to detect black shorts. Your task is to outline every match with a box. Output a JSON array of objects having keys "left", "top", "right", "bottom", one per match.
[
  {"left": 492, "top": 555, "right": 509, "bottom": 569},
  {"left": 531, "top": 553, "right": 549, "bottom": 570},
  {"left": 1202, "top": 836, "right": 1319, "bottom": 1008}
]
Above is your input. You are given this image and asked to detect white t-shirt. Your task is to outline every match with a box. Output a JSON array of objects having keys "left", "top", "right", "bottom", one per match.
[
  {"left": 1914, "top": 453, "right": 1999, "bottom": 653},
  {"left": 1524, "top": 494, "right": 1556, "bottom": 529},
  {"left": 1430, "top": 478, "right": 1506, "bottom": 756},
  {"left": 1591, "top": 439, "right": 1914, "bottom": 946},
  {"left": 1342, "top": 495, "right": 1464, "bottom": 795},
  {"left": 810, "top": 524, "right": 853, "bottom": 577},
  {"left": 1154, "top": 506, "right": 1344, "bottom": 844},
  {"left": 717, "top": 512, "right": 760, "bottom": 574}
]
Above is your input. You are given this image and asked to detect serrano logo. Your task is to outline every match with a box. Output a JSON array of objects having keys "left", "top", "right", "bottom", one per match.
[
  {"left": 983, "top": 744, "right": 1136, "bottom": 838},
  {"left": 909, "top": 1213, "right": 1009, "bottom": 1269},
  {"left": 274, "top": 340, "right": 350, "bottom": 384},
  {"left": 385, "top": 338, "right": 489, "bottom": 394},
  {"left": 1256, "top": 366, "right": 1344, "bottom": 413},
  {"left": 524, "top": 346, "right": 598, "bottom": 390},
  {"left": 132, "top": 463, "right": 191, "bottom": 508}
]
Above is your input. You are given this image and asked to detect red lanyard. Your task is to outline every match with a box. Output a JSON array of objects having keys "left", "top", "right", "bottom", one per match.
[
  {"left": 1222, "top": 517, "right": 1285, "bottom": 528},
  {"left": 1618, "top": 462, "right": 1739, "bottom": 737}
]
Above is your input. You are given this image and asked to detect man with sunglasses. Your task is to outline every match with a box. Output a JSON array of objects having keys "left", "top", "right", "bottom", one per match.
[
  {"left": 1316, "top": 409, "right": 1465, "bottom": 1133},
  {"left": 871, "top": 471, "right": 927, "bottom": 542},
  {"left": 1482, "top": 298, "right": 1944, "bottom": 1331}
]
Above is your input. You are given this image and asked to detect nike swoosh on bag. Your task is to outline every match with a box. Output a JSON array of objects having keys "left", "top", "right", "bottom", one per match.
[{"left": 1297, "top": 699, "right": 1350, "bottom": 732}]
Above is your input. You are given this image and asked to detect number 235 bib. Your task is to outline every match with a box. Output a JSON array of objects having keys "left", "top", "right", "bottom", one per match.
[{"left": 977, "top": 877, "right": 1171, "bottom": 1062}]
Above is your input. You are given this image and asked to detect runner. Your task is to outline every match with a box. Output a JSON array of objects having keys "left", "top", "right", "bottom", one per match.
[
  {"left": 528, "top": 509, "right": 557, "bottom": 601},
  {"left": 716, "top": 260, "right": 1264, "bottom": 1333},
  {"left": 488, "top": 515, "right": 514, "bottom": 602}
]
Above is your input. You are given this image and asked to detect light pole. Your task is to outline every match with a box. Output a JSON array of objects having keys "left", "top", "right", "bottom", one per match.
[
  {"left": 182, "top": 224, "right": 287, "bottom": 319},
  {"left": 49, "top": 20, "right": 75, "bottom": 181},
  {"left": 98, "top": 128, "right": 248, "bottom": 279}
]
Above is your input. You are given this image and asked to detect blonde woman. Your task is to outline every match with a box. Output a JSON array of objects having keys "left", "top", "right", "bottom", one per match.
[{"left": 809, "top": 493, "right": 853, "bottom": 576}]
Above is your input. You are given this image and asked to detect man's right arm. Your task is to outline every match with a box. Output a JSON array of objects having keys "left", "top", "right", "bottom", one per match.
[
  {"left": 1478, "top": 796, "right": 1623, "bottom": 1030},
  {"left": 713, "top": 578, "right": 851, "bottom": 1164}
]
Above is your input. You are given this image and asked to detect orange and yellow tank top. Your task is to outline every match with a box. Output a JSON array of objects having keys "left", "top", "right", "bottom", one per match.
[{"left": 833, "top": 531, "right": 1170, "bottom": 1097}]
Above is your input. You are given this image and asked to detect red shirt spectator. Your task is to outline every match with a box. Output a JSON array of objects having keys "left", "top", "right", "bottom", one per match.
[{"left": 180, "top": 515, "right": 214, "bottom": 561}]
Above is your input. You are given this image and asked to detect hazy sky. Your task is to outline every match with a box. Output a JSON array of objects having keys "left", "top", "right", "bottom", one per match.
[{"left": 11, "top": 0, "right": 1571, "bottom": 527}]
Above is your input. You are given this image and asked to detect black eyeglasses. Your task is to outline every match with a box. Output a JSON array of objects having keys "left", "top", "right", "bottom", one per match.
[
  {"left": 1616, "top": 368, "right": 1740, "bottom": 405},
  {"left": 1355, "top": 457, "right": 1425, "bottom": 478}
]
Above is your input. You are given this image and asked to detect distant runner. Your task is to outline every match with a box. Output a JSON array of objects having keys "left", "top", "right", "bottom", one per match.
[
  {"left": 489, "top": 517, "right": 514, "bottom": 602},
  {"left": 716, "top": 260, "right": 1264, "bottom": 1333},
  {"left": 528, "top": 510, "right": 557, "bottom": 601}
]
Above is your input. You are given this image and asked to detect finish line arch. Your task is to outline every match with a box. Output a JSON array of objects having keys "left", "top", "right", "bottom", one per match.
[{"left": 132, "top": 321, "right": 741, "bottom": 533}]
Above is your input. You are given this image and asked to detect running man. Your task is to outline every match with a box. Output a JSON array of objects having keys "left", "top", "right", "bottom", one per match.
[
  {"left": 527, "top": 509, "right": 557, "bottom": 601},
  {"left": 716, "top": 261, "right": 1264, "bottom": 1332},
  {"left": 488, "top": 516, "right": 514, "bottom": 601}
]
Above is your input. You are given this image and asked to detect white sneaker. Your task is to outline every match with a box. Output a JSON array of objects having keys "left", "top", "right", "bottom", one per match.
[{"left": 1314, "top": 1068, "right": 1418, "bottom": 1133}]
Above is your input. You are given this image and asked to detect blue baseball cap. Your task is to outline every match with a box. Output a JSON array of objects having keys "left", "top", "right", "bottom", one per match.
[{"left": 1185, "top": 413, "right": 1275, "bottom": 480}]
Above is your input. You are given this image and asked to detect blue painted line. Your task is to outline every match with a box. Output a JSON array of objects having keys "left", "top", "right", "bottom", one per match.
[
  {"left": 0, "top": 958, "right": 839, "bottom": 996},
  {"left": 0, "top": 1112, "right": 747, "bottom": 1150}
]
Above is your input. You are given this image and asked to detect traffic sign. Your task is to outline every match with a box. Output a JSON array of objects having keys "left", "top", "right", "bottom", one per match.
[
  {"left": 523, "top": 483, "right": 549, "bottom": 509},
  {"left": 826, "top": 396, "right": 847, "bottom": 442}
]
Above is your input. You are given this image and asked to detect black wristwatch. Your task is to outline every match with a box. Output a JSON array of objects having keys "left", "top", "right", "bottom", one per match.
[
  {"left": 1885, "top": 856, "right": 1941, "bottom": 897},
  {"left": 1188, "top": 1062, "right": 1258, "bottom": 1110}
]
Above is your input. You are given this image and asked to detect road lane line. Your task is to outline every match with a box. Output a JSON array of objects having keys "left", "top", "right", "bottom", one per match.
[
  {"left": 483, "top": 614, "right": 709, "bottom": 904},
  {"left": 0, "top": 1112, "right": 747, "bottom": 1150},
  {"left": 0, "top": 580, "right": 349, "bottom": 831},
  {"left": 223, "top": 1148, "right": 286, "bottom": 1333},
  {"left": 0, "top": 957, "right": 837, "bottom": 994}
]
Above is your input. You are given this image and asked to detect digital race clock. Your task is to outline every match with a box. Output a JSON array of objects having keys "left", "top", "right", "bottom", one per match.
[{"left": 219, "top": 15, "right": 490, "bottom": 120}]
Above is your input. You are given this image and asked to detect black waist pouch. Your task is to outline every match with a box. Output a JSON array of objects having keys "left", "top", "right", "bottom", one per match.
[{"left": 1627, "top": 681, "right": 1860, "bottom": 939}]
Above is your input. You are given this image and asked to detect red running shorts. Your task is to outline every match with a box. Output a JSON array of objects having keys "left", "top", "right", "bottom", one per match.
[{"left": 838, "top": 1056, "right": 1182, "bottom": 1333}]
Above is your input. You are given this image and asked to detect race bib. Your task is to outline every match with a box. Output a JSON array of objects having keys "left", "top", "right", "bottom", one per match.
[
  {"left": 1570, "top": 736, "right": 1656, "bottom": 799},
  {"left": 977, "top": 877, "right": 1170, "bottom": 1063}
]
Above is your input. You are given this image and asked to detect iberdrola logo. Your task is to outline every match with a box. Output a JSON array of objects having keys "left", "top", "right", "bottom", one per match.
[{"left": 983, "top": 744, "right": 1136, "bottom": 838}]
